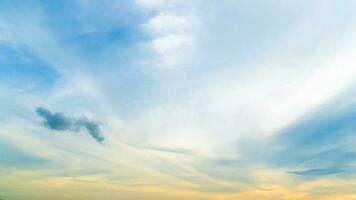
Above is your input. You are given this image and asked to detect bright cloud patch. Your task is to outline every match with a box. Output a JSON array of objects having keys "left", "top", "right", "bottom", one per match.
[{"left": 140, "top": 2, "right": 197, "bottom": 68}]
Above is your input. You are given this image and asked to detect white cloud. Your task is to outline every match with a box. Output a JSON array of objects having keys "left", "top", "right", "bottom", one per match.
[
  {"left": 135, "top": 0, "right": 173, "bottom": 9},
  {"left": 144, "top": 13, "right": 189, "bottom": 35},
  {"left": 139, "top": 1, "right": 197, "bottom": 68}
]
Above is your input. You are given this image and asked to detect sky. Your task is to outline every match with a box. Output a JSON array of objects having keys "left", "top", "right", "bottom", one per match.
[{"left": 1, "top": 0, "right": 356, "bottom": 200}]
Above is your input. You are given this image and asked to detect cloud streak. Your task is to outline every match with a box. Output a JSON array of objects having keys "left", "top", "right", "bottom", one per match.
[
  {"left": 288, "top": 167, "right": 345, "bottom": 178},
  {"left": 36, "top": 107, "right": 104, "bottom": 143}
]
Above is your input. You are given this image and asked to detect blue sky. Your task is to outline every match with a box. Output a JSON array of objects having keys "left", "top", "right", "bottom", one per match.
[{"left": 1, "top": 1, "right": 356, "bottom": 200}]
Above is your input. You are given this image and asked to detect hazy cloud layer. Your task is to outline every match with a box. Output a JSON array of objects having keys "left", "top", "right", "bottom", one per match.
[
  {"left": 36, "top": 107, "right": 104, "bottom": 143},
  {"left": 2, "top": 1, "right": 356, "bottom": 199}
]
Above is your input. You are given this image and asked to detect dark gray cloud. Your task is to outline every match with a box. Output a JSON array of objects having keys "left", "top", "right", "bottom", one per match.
[
  {"left": 76, "top": 118, "right": 105, "bottom": 143},
  {"left": 36, "top": 107, "right": 104, "bottom": 143},
  {"left": 36, "top": 107, "right": 76, "bottom": 131}
]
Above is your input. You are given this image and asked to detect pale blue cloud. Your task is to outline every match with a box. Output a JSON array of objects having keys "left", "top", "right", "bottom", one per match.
[
  {"left": 40, "top": 0, "right": 147, "bottom": 58},
  {"left": 234, "top": 93, "right": 356, "bottom": 179},
  {"left": 0, "top": 141, "right": 47, "bottom": 168},
  {"left": 0, "top": 43, "right": 57, "bottom": 91}
]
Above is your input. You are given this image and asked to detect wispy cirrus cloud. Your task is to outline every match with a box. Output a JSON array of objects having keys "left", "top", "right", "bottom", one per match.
[
  {"left": 288, "top": 167, "right": 345, "bottom": 178},
  {"left": 233, "top": 91, "right": 356, "bottom": 180},
  {"left": 0, "top": 141, "right": 47, "bottom": 168}
]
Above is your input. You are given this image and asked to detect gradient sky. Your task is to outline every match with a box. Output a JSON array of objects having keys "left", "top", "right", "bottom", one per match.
[{"left": 1, "top": 1, "right": 356, "bottom": 200}]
